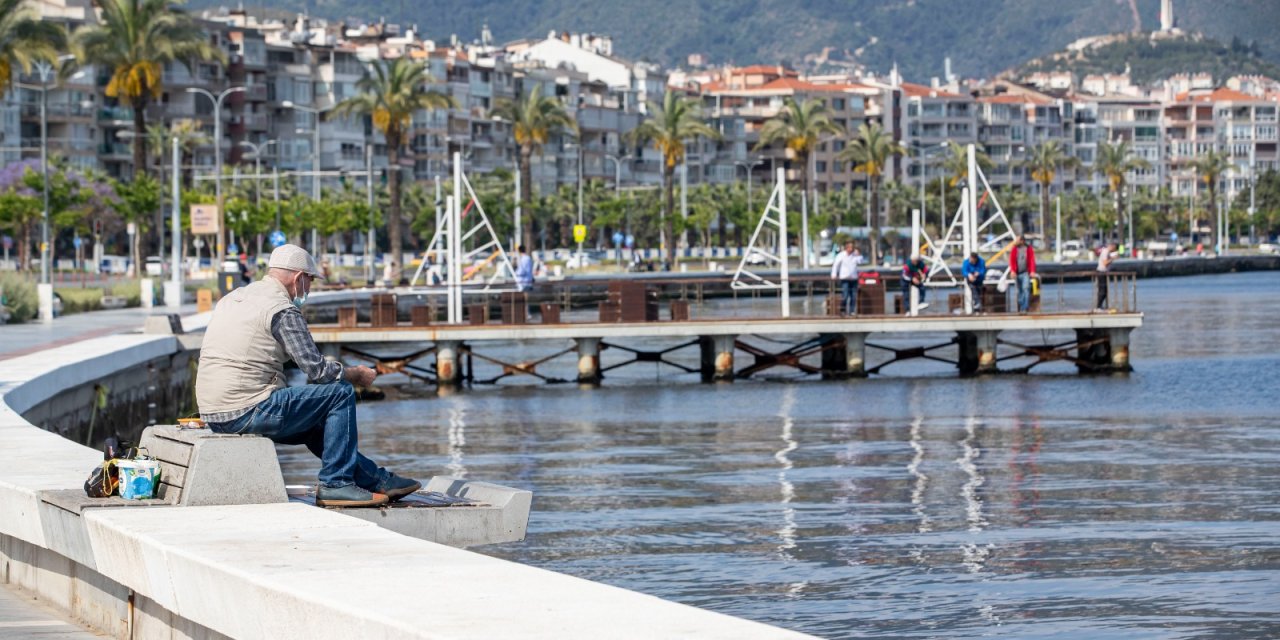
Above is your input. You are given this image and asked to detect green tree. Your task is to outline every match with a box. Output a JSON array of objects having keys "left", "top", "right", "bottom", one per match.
[
  {"left": 111, "top": 173, "right": 160, "bottom": 275},
  {"left": 756, "top": 97, "right": 844, "bottom": 257},
  {"left": 628, "top": 90, "right": 719, "bottom": 268},
  {"left": 1094, "top": 140, "right": 1151, "bottom": 243},
  {"left": 1190, "top": 149, "right": 1232, "bottom": 250},
  {"left": 490, "top": 84, "right": 576, "bottom": 247},
  {"left": 838, "top": 121, "right": 906, "bottom": 265},
  {"left": 335, "top": 57, "right": 455, "bottom": 269},
  {"left": 74, "top": 0, "right": 223, "bottom": 178},
  {"left": 1021, "top": 140, "right": 1080, "bottom": 234},
  {"left": 0, "top": 0, "right": 66, "bottom": 95}
]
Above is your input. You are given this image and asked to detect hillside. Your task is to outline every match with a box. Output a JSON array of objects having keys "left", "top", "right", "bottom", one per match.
[
  {"left": 187, "top": 0, "right": 1280, "bottom": 81},
  {"left": 1015, "top": 33, "right": 1280, "bottom": 86}
]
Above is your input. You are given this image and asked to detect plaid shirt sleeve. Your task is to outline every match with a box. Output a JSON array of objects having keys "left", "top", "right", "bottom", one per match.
[{"left": 271, "top": 308, "right": 344, "bottom": 384}]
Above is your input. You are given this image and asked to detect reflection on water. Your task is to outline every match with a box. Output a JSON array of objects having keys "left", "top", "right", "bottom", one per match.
[{"left": 272, "top": 272, "right": 1280, "bottom": 639}]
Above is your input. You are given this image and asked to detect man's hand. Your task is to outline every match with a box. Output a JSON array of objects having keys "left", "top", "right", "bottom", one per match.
[{"left": 344, "top": 365, "right": 377, "bottom": 387}]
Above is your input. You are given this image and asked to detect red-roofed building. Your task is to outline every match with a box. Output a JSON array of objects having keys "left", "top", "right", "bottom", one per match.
[
  {"left": 693, "top": 65, "right": 881, "bottom": 194},
  {"left": 1164, "top": 88, "right": 1276, "bottom": 206}
]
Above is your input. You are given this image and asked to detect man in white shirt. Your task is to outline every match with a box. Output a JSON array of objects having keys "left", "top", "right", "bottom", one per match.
[
  {"left": 830, "top": 240, "right": 860, "bottom": 315},
  {"left": 1095, "top": 242, "right": 1117, "bottom": 310}
]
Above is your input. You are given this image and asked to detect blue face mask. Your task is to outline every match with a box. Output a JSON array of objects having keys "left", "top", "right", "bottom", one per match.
[{"left": 291, "top": 275, "right": 310, "bottom": 308}]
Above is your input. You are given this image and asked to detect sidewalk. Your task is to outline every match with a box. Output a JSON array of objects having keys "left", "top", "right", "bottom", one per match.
[
  {"left": 0, "top": 582, "right": 107, "bottom": 639},
  {"left": 0, "top": 304, "right": 198, "bottom": 360}
]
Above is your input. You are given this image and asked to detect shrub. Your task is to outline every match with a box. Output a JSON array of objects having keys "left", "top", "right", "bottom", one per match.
[
  {"left": 0, "top": 272, "right": 37, "bottom": 323},
  {"left": 56, "top": 287, "right": 104, "bottom": 314},
  {"left": 110, "top": 280, "right": 142, "bottom": 307}
]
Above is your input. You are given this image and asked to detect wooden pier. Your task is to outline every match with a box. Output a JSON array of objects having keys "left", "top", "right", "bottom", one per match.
[{"left": 309, "top": 311, "right": 1143, "bottom": 386}]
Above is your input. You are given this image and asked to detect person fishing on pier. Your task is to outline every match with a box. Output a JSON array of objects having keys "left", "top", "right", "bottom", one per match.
[
  {"left": 901, "top": 254, "right": 929, "bottom": 313},
  {"left": 196, "top": 244, "right": 421, "bottom": 508},
  {"left": 962, "top": 252, "right": 987, "bottom": 313},
  {"left": 1010, "top": 234, "right": 1038, "bottom": 313},
  {"left": 830, "top": 239, "right": 860, "bottom": 315}
]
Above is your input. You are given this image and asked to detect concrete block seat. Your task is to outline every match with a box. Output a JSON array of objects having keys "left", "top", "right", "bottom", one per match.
[{"left": 138, "top": 424, "right": 531, "bottom": 547}]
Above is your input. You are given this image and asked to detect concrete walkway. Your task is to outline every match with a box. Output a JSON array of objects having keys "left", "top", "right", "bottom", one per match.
[
  {"left": 0, "top": 304, "right": 197, "bottom": 360},
  {"left": 0, "top": 582, "right": 106, "bottom": 639}
]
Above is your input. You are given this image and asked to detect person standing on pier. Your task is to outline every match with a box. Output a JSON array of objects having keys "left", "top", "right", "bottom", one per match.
[
  {"left": 830, "top": 240, "right": 860, "bottom": 315},
  {"left": 962, "top": 252, "right": 987, "bottom": 313},
  {"left": 901, "top": 254, "right": 930, "bottom": 313},
  {"left": 515, "top": 245, "right": 535, "bottom": 292},
  {"left": 1095, "top": 242, "right": 1117, "bottom": 310},
  {"left": 1010, "top": 235, "right": 1037, "bottom": 313},
  {"left": 196, "top": 244, "right": 421, "bottom": 508}
]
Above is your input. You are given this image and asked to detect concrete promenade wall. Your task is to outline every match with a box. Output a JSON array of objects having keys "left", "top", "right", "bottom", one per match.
[{"left": 0, "top": 315, "right": 813, "bottom": 639}]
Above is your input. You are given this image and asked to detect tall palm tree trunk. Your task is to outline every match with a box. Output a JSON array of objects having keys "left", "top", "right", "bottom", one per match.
[
  {"left": 870, "top": 177, "right": 882, "bottom": 266},
  {"left": 520, "top": 146, "right": 534, "bottom": 247},
  {"left": 387, "top": 143, "right": 403, "bottom": 271},
  {"left": 664, "top": 164, "right": 675, "bottom": 269},
  {"left": 130, "top": 98, "right": 149, "bottom": 179},
  {"left": 799, "top": 155, "right": 810, "bottom": 268},
  {"left": 1040, "top": 185, "right": 1050, "bottom": 240}
]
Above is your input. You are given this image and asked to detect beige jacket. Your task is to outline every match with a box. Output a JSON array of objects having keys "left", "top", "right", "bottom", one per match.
[{"left": 196, "top": 278, "right": 295, "bottom": 415}]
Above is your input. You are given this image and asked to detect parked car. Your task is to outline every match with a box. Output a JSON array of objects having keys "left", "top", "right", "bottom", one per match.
[
  {"left": 144, "top": 255, "right": 164, "bottom": 276},
  {"left": 1060, "top": 241, "right": 1084, "bottom": 260},
  {"left": 1259, "top": 243, "right": 1279, "bottom": 255},
  {"left": 565, "top": 252, "right": 594, "bottom": 270},
  {"left": 100, "top": 255, "right": 130, "bottom": 275}
]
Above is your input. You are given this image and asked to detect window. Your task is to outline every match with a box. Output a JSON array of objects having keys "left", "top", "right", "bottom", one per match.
[
  {"left": 832, "top": 98, "right": 845, "bottom": 111},
  {"left": 816, "top": 161, "right": 827, "bottom": 172}
]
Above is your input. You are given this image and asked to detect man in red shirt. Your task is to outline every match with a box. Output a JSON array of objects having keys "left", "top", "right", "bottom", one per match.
[{"left": 1009, "top": 235, "right": 1037, "bottom": 313}]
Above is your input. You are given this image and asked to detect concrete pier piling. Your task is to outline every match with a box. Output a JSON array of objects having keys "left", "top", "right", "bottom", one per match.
[
  {"left": 699, "top": 335, "right": 736, "bottom": 382},
  {"left": 436, "top": 340, "right": 462, "bottom": 386},
  {"left": 957, "top": 330, "right": 1000, "bottom": 375},
  {"left": 576, "top": 337, "right": 602, "bottom": 384}
]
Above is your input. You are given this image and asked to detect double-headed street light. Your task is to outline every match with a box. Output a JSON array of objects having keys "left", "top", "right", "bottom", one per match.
[
  {"left": 17, "top": 54, "right": 76, "bottom": 321},
  {"left": 283, "top": 100, "right": 333, "bottom": 253},
  {"left": 187, "top": 86, "right": 245, "bottom": 259},
  {"left": 734, "top": 157, "right": 766, "bottom": 214}
]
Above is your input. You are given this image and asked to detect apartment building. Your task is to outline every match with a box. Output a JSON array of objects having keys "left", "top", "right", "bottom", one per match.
[
  {"left": 1163, "top": 88, "right": 1278, "bottom": 201},
  {"left": 698, "top": 66, "right": 878, "bottom": 194}
]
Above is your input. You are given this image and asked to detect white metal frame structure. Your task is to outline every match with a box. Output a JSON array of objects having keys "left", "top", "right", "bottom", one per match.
[
  {"left": 915, "top": 144, "right": 1017, "bottom": 314},
  {"left": 731, "top": 168, "right": 790, "bottom": 318},
  {"left": 411, "top": 152, "right": 519, "bottom": 324}
]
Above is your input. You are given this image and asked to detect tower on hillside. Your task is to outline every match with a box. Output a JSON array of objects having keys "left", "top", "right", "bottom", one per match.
[{"left": 1160, "top": 0, "right": 1173, "bottom": 32}]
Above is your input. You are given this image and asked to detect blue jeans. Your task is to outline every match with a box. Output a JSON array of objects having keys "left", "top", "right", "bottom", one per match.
[
  {"left": 210, "top": 382, "right": 389, "bottom": 489},
  {"left": 1016, "top": 272, "right": 1031, "bottom": 312},
  {"left": 900, "top": 279, "right": 927, "bottom": 307},
  {"left": 840, "top": 280, "right": 858, "bottom": 314}
]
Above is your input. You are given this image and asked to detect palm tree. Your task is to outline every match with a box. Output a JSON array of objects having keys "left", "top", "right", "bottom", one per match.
[
  {"left": 838, "top": 121, "right": 906, "bottom": 265},
  {"left": 629, "top": 90, "right": 718, "bottom": 268},
  {"left": 1095, "top": 140, "right": 1151, "bottom": 244},
  {"left": 334, "top": 56, "right": 455, "bottom": 269},
  {"left": 1191, "top": 149, "right": 1231, "bottom": 251},
  {"left": 74, "top": 0, "right": 222, "bottom": 179},
  {"left": 0, "top": 0, "right": 66, "bottom": 95},
  {"left": 1021, "top": 140, "right": 1080, "bottom": 234},
  {"left": 490, "top": 84, "right": 575, "bottom": 247},
  {"left": 755, "top": 97, "right": 845, "bottom": 266}
]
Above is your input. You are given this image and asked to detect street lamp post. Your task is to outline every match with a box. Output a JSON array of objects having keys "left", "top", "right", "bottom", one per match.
[
  {"left": 18, "top": 55, "right": 74, "bottom": 320},
  {"left": 734, "top": 158, "right": 765, "bottom": 214},
  {"left": 283, "top": 100, "right": 329, "bottom": 253},
  {"left": 604, "top": 153, "right": 628, "bottom": 197},
  {"left": 188, "top": 86, "right": 245, "bottom": 260}
]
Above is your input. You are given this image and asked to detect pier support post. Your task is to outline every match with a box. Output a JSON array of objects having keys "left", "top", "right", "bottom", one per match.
[
  {"left": 576, "top": 337, "right": 602, "bottom": 385},
  {"left": 958, "top": 330, "right": 1000, "bottom": 375},
  {"left": 699, "top": 335, "right": 736, "bottom": 382},
  {"left": 1108, "top": 327, "right": 1132, "bottom": 371},
  {"left": 844, "top": 332, "right": 867, "bottom": 377},
  {"left": 436, "top": 340, "right": 462, "bottom": 386},
  {"left": 822, "top": 333, "right": 867, "bottom": 379}
]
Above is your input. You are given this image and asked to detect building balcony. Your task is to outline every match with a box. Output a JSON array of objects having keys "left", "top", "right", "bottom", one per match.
[{"left": 246, "top": 85, "right": 268, "bottom": 102}]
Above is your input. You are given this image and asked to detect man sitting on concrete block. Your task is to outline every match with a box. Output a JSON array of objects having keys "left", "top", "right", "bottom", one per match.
[{"left": 196, "top": 244, "right": 420, "bottom": 508}]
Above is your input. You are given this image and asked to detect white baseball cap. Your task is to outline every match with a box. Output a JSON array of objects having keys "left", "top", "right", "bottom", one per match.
[{"left": 267, "top": 244, "right": 324, "bottom": 279}]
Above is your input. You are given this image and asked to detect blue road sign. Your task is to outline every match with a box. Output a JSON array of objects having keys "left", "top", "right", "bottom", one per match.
[{"left": 269, "top": 230, "right": 286, "bottom": 248}]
